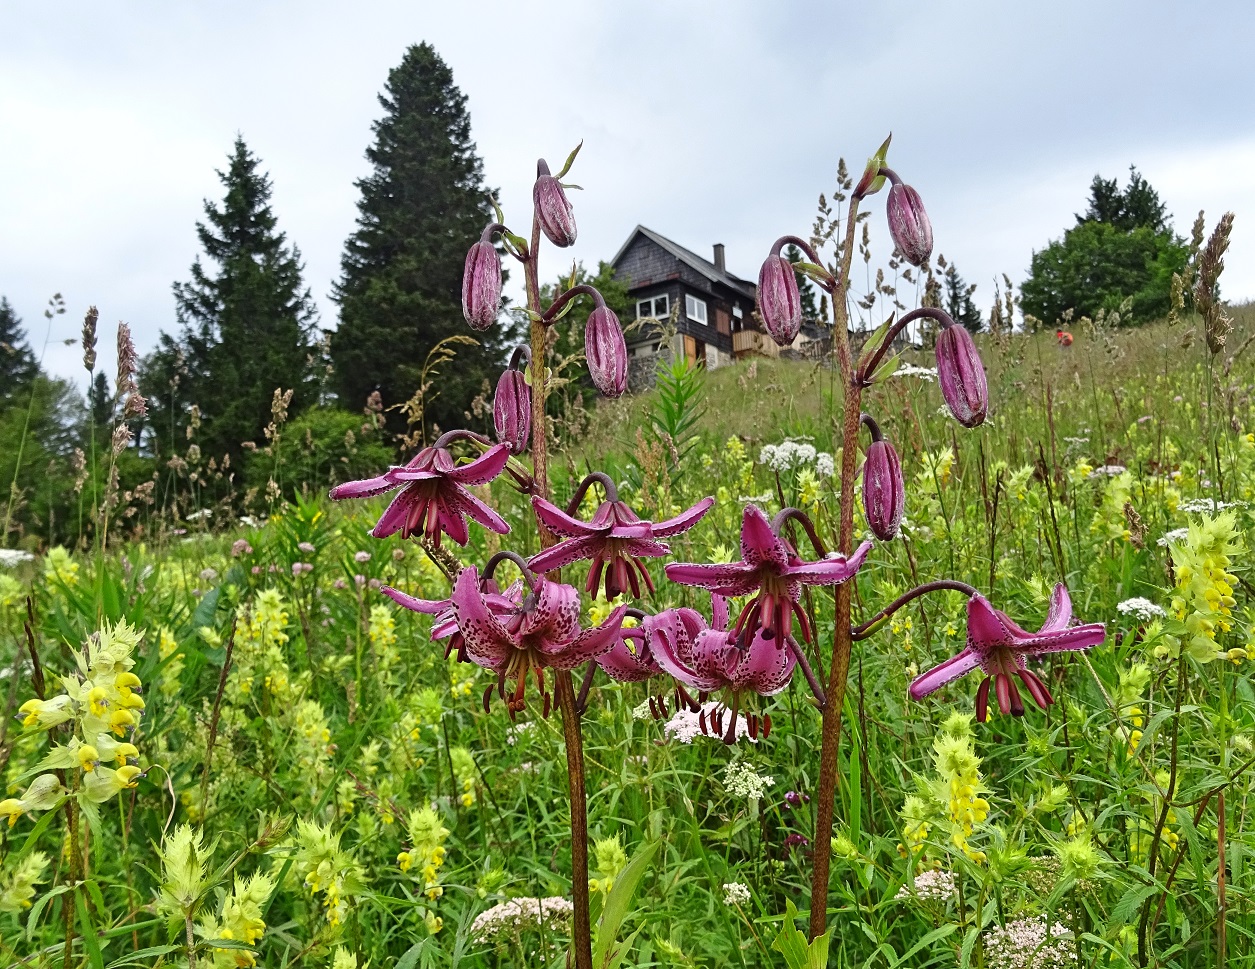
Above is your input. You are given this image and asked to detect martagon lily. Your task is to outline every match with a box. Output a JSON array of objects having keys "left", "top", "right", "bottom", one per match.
[
  {"left": 666, "top": 504, "right": 871, "bottom": 644},
  {"left": 529, "top": 472, "right": 714, "bottom": 600},
  {"left": 329, "top": 431, "right": 511, "bottom": 546},
  {"left": 908, "top": 584, "right": 1106, "bottom": 721}
]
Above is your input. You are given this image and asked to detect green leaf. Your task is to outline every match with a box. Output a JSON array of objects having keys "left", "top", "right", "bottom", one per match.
[
  {"left": 886, "top": 924, "right": 957, "bottom": 967},
  {"left": 190, "top": 587, "right": 220, "bottom": 637},
  {"left": 1110, "top": 881, "right": 1158, "bottom": 926},
  {"left": 77, "top": 890, "right": 106, "bottom": 969},
  {"left": 396, "top": 939, "right": 426, "bottom": 969},
  {"left": 27, "top": 885, "right": 72, "bottom": 942},
  {"left": 105, "top": 946, "right": 178, "bottom": 968},
  {"left": 771, "top": 901, "right": 833, "bottom": 969},
  {"left": 592, "top": 840, "right": 658, "bottom": 968},
  {"left": 556, "top": 140, "right": 584, "bottom": 178}
]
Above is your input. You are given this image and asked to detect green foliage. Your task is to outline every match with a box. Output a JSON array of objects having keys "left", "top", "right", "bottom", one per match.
[
  {"left": 329, "top": 42, "right": 521, "bottom": 438},
  {"left": 145, "top": 137, "right": 318, "bottom": 468},
  {"left": 0, "top": 296, "right": 39, "bottom": 412},
  {"left": 772, "top": 901, "right": 830, "bottom": 969},
  {"left": 648, "top": 354, "right": 705, "bottom": 474},
  {"left": 942, "top": 260, "right": 982, "bottom": 334},
  {"left": 1021, "top": 167, "right": 1189, "bottom": 327},
  {"left": 241, "top": 406, "right": 394, "bottom": 498}
]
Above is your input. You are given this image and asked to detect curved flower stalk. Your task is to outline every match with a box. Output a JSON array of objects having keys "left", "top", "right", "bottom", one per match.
[
  {"left": 595, "top": 610, "right": 659, "bottom": 683},
  {"left": 328, "top": 430, "right": 510, "bottom": 546},
  {"left": 450, "top": 563, "right": 627, "bottom": 716},
  {"left": 529, "top": 472, "right": 714, "bottom": 599},
  {"left": 756, "top": 236, "right": 831, "bottom": 347},
  {"left": 666, "top": 504, "right": 870, "bottom": 644},
  {"left": 909, "top": 584, "right": 1106, "bottom": 721}
]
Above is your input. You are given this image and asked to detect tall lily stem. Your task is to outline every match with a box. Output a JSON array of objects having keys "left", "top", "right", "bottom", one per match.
[
  {"left": 523, "top": 212, "right": 593, "bottom": 969},
  {"left": 809, "top": 194, "right": 862, "bottom": 939}
]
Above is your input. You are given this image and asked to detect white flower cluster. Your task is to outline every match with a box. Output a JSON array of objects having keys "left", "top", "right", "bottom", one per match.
[
  {"left": 894, "top": 364, "right": 937, "bottom": 382},
  {"left": 1178, "top": 497, "right": 1249, "bottom": 515},
  {"left": 723, "top": 761, "right": 774, "bottom": 801},
  {"left": 721, "top": 882, "right": 751, "bottom": 906},
  {"left": 0, "top": 549, "right": 35, "bottom": 568},
  {"left": 1116, "top": 597, "right": 1166, "bottom": 622},
  {"left": 894, "top": 868, "right": 956, "bottom": 902},
  {"left": 631, "top": 698, "right": 654, "bottom": 721},
  {"left": 1157, "top": 527, "right": 1190, "bottom": 548},
  {"left": 663, "top": 702, "right": 755, "bottom": 744},
  {"left": 758, "top": 440, "right": 835, "bottom": 477},
  {"left": 505, "top": 721, "right": 536, "bottom": 746},
  {"left": 470, "top": 896, "right": 573, "bottom": 943},
  {"left": 1087, "top": 465, "right": 1127, "bottom": 479},
  {"left": 982, "top": 916, "right": 1075, "bottom": 968}
]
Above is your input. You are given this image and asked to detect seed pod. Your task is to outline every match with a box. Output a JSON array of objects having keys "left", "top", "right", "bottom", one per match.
[
  {"left": 862, "top": 430, "right": 904, "bottom": 542},
  {"left": 886, "top": 182, "right": 933, "bottom": 267},
  {"left": 533, "top": 159, "right": 577, "bottom": 248},
  {"left": 462, "top": 239, "right": 502, "bottom": 330},
  {"left": 585, "top": 306, "right": 627, "bottom": 397},
  {"left": 493, "top": 353, "right": 531, "bottom": 452},
  {"left": 756, "top": 254, "right": 802, "bottom": 347},
  {"left": 935, "top": 323, "right": 988, "bottom": 427}
]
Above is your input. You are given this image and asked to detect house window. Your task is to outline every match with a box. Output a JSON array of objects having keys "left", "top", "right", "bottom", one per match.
[
  {"left": 685, "top": 294, "right": 708, "bottom": 325},
  {"left": 636, "top": 295, "right": 669, "bottom": 320}
]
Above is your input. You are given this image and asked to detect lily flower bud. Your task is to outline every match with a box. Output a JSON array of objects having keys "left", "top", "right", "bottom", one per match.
[
  {"left": 935, "top": 322, "right": 988, "bottom": 428},
  {"left": 884, "top": 173, "right": 933, "bottom": 267},
  {"left": 757, "top": 253, "right": 802, "bottom": 347},
  {"left": 585, "top": 306, "right": 627, "bottom": 397},
  {"left": 462, "top": 229, "right": 503, "bottom": 330},
  {"left": 533, "top": 159, "right": 577, "bottom": 248},
  {"left": 860, "top": 415, "right": 904, "bottom": 541},
  {"left": 493, "top": 347, "right": 532, "bottom": 453}
]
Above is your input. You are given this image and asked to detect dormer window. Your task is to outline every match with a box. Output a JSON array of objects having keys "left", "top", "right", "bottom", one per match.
[
  {"left": 636, "top": 294, "right": 669, "bottom": 320},
  {"left": 685, "top": 294, "right": 708, "bottom": 325}
]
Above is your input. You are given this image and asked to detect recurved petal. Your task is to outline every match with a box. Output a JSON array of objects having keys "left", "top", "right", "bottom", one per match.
[
  {"left": 740, "top": 504, "right": 788, "bottom": 570},
  {"left": 710, "top": 593, "right": 729, "bottom": 631},
  {"left": 450, "top": 568, "right": 516, "bottom": 670},
  {"left": 596, "top": 628, "right": 659, "bottom": 682},
  {"left": 1022, "top": 622, "right": 1107, "bottom": 656},
  {"left": 619, "top": 538, "right": 671, "bottom": 559},
  {"left": 450, "top": 485, "right": 511, "bottom": 536},
  {"left": 783, "top": 540, "right": 873, "bottom": 585},
  {"left": 551, "top": 606, "right": 627, "bottom": 670},
  {"left": 370, "top": 490, "right": 418, "bottom": 539},
  {"left": 522, "top": 577, "right": 582, "bottom": 646},
  {"left": 650, "top": 618, "right": 724, "bottom": 691},
  {"left": 379, "top": 586, "right": 449, "bottom": 615},
  {"left": 908, "top": 648, "right": 981, "bottom": 699},
  {"left": 1040, "top": 583, "right": 1074, "bottom": 632},
  {"left": 651, "top": 496, "right": 716, "bottom": 537},
  {"left": 528, "top": 536, "right": 602, "bottom": 574},
  {"left": 664, "top": 561, "right": 759, "bottom": 596},
  {"left": 965, "top": 594, "right": 1014, "bottom": 651},
  {"left": 443, "top": 443, "right": 511, "bottom": 486},
  {"left": 731, "top": 636, "right": 797, "bottom": 695},
  {"left": 329, "top": 473, "right": 398, "bottom": 500},
  {"left": 531, "top": 496, "right": 602, "bottom": 538},
  {"left": 437, "top": 492, "right": 471, "bottom": 546}
]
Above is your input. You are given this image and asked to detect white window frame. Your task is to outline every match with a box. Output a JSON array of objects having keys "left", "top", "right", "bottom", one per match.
[
  {"left": 636, "top": 294, "right": 669, "bottom": 320},
  {"left": 685, "top": 294, "right": 708, "bottom": 325}
]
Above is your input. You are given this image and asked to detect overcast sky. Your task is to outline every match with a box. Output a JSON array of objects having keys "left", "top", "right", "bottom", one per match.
[{"left": 2, "top": 0, "right": 1252, "bottom": 389}]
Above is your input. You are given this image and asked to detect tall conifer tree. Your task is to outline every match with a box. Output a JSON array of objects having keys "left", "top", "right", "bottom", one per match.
[
  {"left": 330, "top": 42, "right": 515, "bottom": 438},
  {"left": 145, "top": 137, "right": 317, "bottom": 464},
  {"left": 0, "top": 297, "right": 39, "bottom": 413}
]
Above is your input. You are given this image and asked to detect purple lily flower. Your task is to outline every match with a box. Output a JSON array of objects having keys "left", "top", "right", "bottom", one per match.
[
  {"left": 595, "top": 620, "right": 660, "bottom": 683},
  {"left": 908, "top": 583, "right": 1106, "bottom": 722},
  {"left": 381, "top": 578, "right": 523, "bottom": 664},
  {"left": 528, "top": 474, "right": 713, "bottom": 600},
  {"left": 328, "top": 433, "right": 510, "bottom": 546},
  {"left": 450, "top": 566, "right": 626, "bottom": 714},
  {"left": 665, "top": 504, "right": 872, "bottom": 644}
]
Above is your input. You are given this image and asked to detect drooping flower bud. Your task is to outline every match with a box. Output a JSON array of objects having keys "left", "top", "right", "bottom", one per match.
[
  {"left": 757, "top": 253, "right": 802, "bottom": 346},
  {"left": 462, "top": 233, "right": 503, "bottom": 330},
  {"left": 860, "top": 415, "right": 904, "bottom": 541},
  {"left": 533, "top": 159, "right": 577, "bottom": 248},
  {"left": 585, "top": 306, "right": 627, "bottom": 397},
  {"left": 886, "top": 180, "right": 933, "bottom": 267},
  {"left": 493, "top": 347, "right": 531, "bottom": 452},
  {"left": 935, "top": 323, "right": 988, "bottom": 428}
]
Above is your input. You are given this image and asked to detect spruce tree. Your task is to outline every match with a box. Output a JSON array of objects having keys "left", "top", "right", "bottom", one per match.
[
  {"left": 155, "top": 137, "right": 317, "bottom": 463},
  {"left": 942, "top": 263, "right": 982, "bottom": 334},
  {"left": 0, "top": 297, "right": 39, "bottom": 413},
  {"left": 330, "top": 42, "right": 516, "bottom": 439},
  {"left": 87, "top": 372, "right": 113, "bottom": 429}
]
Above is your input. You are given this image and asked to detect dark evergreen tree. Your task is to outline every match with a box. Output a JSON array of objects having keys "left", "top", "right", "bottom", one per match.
[
  {"left": 1079, "top": 166, "right": 1168, "bottom": 233},
  {"left": 784, "top": 245, "right": 821, "bottom": 323},
  {"left": 0, "top": 297, "right": 39, "bottom": 412},
  {"left": 148, "top": 136, "right": 317, "bottom": 464},
  {"left": 87, "top": 371, "right": 113, "bottom": 429},
  {"left": 942, "top": 263, "right": 982, "bottom": 333},
  {"left": 330, "top": 42, "right": 517, "bottom": 439}
]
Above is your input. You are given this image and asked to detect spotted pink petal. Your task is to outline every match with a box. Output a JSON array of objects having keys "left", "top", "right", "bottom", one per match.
[
  {"left": 647, "top": 610, "right": 723, "bottom": 691},
  {"left": 782, "top": 541, "right": 873, "bottom": 585},
  {"left": 450, "top": 486, "right": 511, "bottom": 536},
  {"left": 550, "top": 605, "right": 627, "bottom": 670},
  {"left": 521, "top": 577, "right": 581, "bottom": 646},
  {"left": 370, "top": 490, "right": 418, "bottom": 538},
  {"left": 1021, "top": 623, "right": 1107, "bottom": 655},
  {"left": 438, "top": 493, "right": 471, "bottom": 546},
  {"left": 619, "top": 538, "right": 671, "bottom": 559},
  {"left": 740, "top": 504, "right": 788, "bottom": 570},
  {"left": 443, "top": 443, "right": 511, "bottom": 486},
  {"left": 597, "top": 628, "right": 659, "bottom": 682},
  {"left": 664, "top": 561, "right": 760, "bottom": 596},
  {"left": 727, "top": 634, "right": 797, "bottom": 695},
  {"left": 450, "top": 567, "right": 516, "bottom": 670},
  {"left": 711, "top": 594, "right": 729, "bottom": 631},
  {"left": 379, "top": 586, "right": 448, "bottom": 615},
  {"left": 908, "top": 648, "right": 981, "bottom": 699},
  {"left": 651, "top": 496, "right": 715, "bottom": 537},
  {"left": 966, "top": 594, "right": 1011, "bottom": 649},
  {"left": 388, "top": 468, "right": 442, "bottom": 482},
  {"left": 329, "top": 472, "right": 398, "bottom": 500},
  {"left": 528, "top": 535, "right": 602, "bottom": 574},
  {"left": 531, "top": 496, "right": 603, "bottom": 538}
]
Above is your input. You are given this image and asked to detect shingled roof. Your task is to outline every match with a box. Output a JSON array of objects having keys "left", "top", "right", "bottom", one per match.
[{"left": 611, "top": 225, "right": 757, "bottom": 301}]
